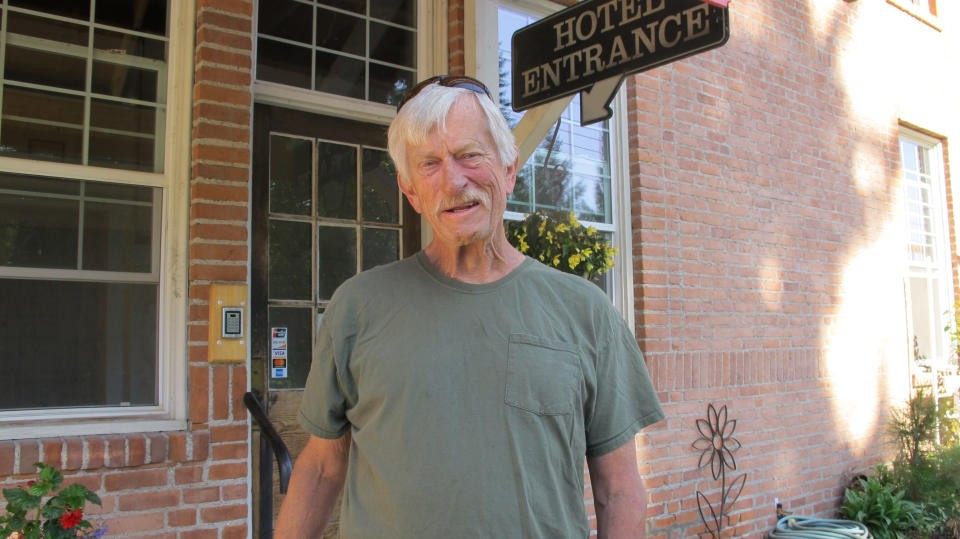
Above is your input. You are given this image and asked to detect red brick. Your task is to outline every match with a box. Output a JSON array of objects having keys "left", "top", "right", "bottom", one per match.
[
  {"left": 183, "top": 485, "right": 220, "bottom": 504},
  {"left": 180, "top": 528, "right": 218, "bottom": 539},
  {"left": 190, "top": 366, "right": 210, "bottom": 424},
  {"left": 201, "top": 503, "right": 247, "bottom": 523},
  {"left": 0, "top": 441, "right": 15, "bottom": 475},
  {"left": 191, "top": 222, "right": 248, "bottom": 242},
  {"left": 194, "top": 84, "right": 252, "bottom": 108},
  {"left": 189, "top": 345, "right": 210, "bottom": 363},
  {"left": 195, "top": 46, "right": 251, "bottom": 71},
  {"left": 168, "top": 508, "right": 197, "bottom": 527},
  {"left": 210, "top": 424, "right": 247, "bottom": 443},
  {"left": 42, "top": 440, "right": 62, "bottom": 468},
  {"left": 64, "top": 438, "right": 83, "bottom": 471},
  {"left": 197, "top": 9, "right": 252, "bottom": 33},
  {"left": 196, "top": 27, "right": 251, "bottom": 53},
  {"left": 192, "top": 105, "right": 251, "bottom": 131},
  {"left": 194, "top": 121, "right": 251, "bottom": 144},
  {"left": 212, "top": 442, "right": 248, "bottom": 461},
  {"left": 189, "top": 263, "right": 247, "bottom": 282},
  {"left": 191, "top": 241, "right": 247, "bottom": 263},
  {"left": 198, "top": 0, "right": 253, "bottom": 18},
  {"left": 118, "top": 489, "right": 180, "bottom": 511},
  {"left": 221, "top": 482, "right": 247, "bottom": 501},
  {"left": 128, "top": 436, "right": 146, "bottom": 467},
  {"left": 213, "top": 365, "right": 231, "bottom": 420},
  {"left": 105, "top": 511, "right": 166, "bottom": 535},
  {"left": 192, "top": 431, "right": 210, "bottom": 462},
  {"left": 16, "top": 441, "right": 39, "bottom": 475},
  {"left": 190, "top": 202, "right": 249, "bottom": 221},
  {"left": 105, "top": 436, "right": 125, "bottom": 468},
  {"left": 175, "top": 465, "right": 205, "bottom": 485},
  {"left": 208, "top": 462, "right": 246, "bottom": 480},
  {"left": 191, "top": 182, "right": 248, "bottom": 203},
  {"left": 232, "top": 365, "right": 248, "bottom": 420},
  {"left": 222, "top": 524, "right": 248, "bottom": 539},
  {"left": 85, "top": 439, "right": 105, "bottom": 471},
  {"left": 148, "top": 434, "right": 168, "bottom": 464},
  {"left": 169, "top": 433, "right": 188, "bottom": 463},
  {"left": 104, "top": 468, "right": 168, "bottom": 491}
]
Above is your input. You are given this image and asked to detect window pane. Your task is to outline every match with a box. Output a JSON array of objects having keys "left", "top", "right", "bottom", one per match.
[
  {"left": 267, "top": 307, "right": 312, "bottom": 390},
  {"left": 90, "top": 99, "right": 157, "bottom": 135},
  {"left": 95, "top": 0, "right": 167, "bottom": 36},
  {"left": 362, "top": 148, "right": 398, "bottom": 223},
  {"left": 317, "top": 7, "right": 364, "bottom": 55},
  {"left": 259, "top": 0, "right": 312, "bottom": 44},
  {"left": 9, "top": 0, "right": 89, "bottom": 21},
  {"left": 1, "top": 87, "right": 84, "bottom": 164},
  {"left": 316, "top": 141, "right": 357, "bottom": 219},
  {"left": 0, "top": 279, "right": 158, "bottom": 410},
  {"left": 83, "top": 200, "right": 153, "bottom": 273},
  {"left": 371, "top": 0, "right": 415, "bottom": 27},
  {"left": 270, "top": 135, "right": 313, "bottom": 215},
  {"left": 368, "top": 63, "right": 414, "bottom": 107},
  {"left": 88, "top": 131, "right": 156, "bottom": 172},
  {"left": 0, "top": 192, "right": 78, "bottom": 269},
  {"left": 7, "top": 11, "right": 88, "bottom": 46},
  {"left": 94, "top": 28, "right": 166, "bottom": 61},
  {"left": 369, "top": 22, "right": 415, "bottom": 67},
  {"left": 318, "top": 225, "right": 356, "bottom": 300},
  {"left": 257, "top": 38, "right": 311, "bottom": 89},
  {"left": 91, "top": 62, "right": 159, "bottom": 101},
  {"left": 270, "top": 219, "right": 312, "bottom": 300},
  {"left": 362, "top": 227, "right": 398, "bottom": 270},
  {"left": 4, "top": 45, "right": 86, "bottom": 91},
  {"left": 315, "top": 51, "right": 365, "bottom": 100},
  {"left": 320, "top": 0, "right": 365, "bottom": 15}
]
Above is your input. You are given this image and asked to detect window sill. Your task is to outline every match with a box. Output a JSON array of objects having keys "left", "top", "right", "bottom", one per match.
[
  {"left": 0, "top": 409, "right": 186, "bottom": 441},
  {"left": 887, "top": 0, "right": 942, "bottom": 31}
]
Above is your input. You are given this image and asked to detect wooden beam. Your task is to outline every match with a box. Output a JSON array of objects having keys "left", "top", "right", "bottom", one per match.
[{"left": 511, "top": 96, "right": 574, "bottom": 166}]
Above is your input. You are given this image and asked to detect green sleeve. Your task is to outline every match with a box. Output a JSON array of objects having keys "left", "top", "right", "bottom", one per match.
[{"left": 584, "top": 311, "right": 664, "bottom": 457}]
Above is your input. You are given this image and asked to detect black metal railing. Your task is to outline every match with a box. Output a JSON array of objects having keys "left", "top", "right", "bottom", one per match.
[{"left": 244, "top": 391, "right": 293, "bottom": 539}]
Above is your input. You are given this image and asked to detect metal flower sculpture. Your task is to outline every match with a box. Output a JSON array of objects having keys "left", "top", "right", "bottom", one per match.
[{"left": 692, "top": 404, "right": 747, "bottom": 538}]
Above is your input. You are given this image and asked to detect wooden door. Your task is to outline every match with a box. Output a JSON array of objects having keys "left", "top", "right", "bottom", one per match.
[{"left": 251, "top": 104, "right": 419, "bottom": 536}]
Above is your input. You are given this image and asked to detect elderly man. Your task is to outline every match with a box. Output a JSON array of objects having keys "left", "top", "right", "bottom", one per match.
[{"left": 275, "top": 76, "right": 663, "bottom": 538}]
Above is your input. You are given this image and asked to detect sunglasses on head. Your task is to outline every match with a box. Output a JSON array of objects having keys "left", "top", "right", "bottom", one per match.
[{"left": 396, "top": 75, "right": 492, "bottom": 112}]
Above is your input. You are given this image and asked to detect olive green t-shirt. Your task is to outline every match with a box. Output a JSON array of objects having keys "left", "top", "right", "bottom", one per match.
[{"left": 299, "top": 252, "right": 664, "bottom": 538}]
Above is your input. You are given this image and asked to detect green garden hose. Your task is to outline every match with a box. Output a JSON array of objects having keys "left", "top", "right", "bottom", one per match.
[{"left": 768, "top": 516, "right": 873, "bottom": 538}]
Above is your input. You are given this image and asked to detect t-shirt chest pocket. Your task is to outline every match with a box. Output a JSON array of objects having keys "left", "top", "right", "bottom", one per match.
[{"left": 505, "top": 333, "right": 583, "bottom": 415}]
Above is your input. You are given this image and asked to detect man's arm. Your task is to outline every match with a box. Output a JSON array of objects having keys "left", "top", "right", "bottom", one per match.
[
  {"left": 275, "top": 433, "right": 351, "bottom": 538},
  {"left": 587, "top": 439, "right": 648, "bottom": 539}
]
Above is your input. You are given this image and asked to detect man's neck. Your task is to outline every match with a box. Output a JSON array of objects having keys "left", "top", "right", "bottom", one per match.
[{"left": 423, "top": 235, "right": 525, "bottom": 284}]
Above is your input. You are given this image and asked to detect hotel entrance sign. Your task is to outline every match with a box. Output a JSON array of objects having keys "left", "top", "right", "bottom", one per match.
[{"left": 511, "top": 0, "right": 729, "bottom": 125}]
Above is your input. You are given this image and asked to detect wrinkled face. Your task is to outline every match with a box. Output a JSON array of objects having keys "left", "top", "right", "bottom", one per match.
[{"left": 399, "top": 96, "right": 517, "bottom": 250}]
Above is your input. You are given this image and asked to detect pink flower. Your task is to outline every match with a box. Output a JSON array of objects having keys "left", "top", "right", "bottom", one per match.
[{"left": 60, "top": 508, "right": 83, "bottom": 529}]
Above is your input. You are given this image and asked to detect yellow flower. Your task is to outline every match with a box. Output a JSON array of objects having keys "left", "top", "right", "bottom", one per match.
[
  {"left": 569, "top": 254, "right": 582, "bottom": 270},
  {"left": 551, "top": 255, "right": 560, "bottom": 267},
  {"left": 519, "top": 238, "right": 529, "bottom": 253},
  {"left": 582, "top": 248, "right": 593, "bottom": 257},
  {"left": 569, "top": 212, "right": 580, "bottom": 227},
  {"left": 555, "top": 223, "right": 569, "bottom": 233},
  {"left": 538, "top": 218, "right": 547, "bottom": 234}
]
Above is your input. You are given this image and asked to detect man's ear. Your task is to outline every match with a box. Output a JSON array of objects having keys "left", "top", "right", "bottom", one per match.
[
  {"left": 504, "top": 149, "right": 519, "bottom": 196},
  {"left": 398, "top": 174, "right": 423, "bottom": 214}
]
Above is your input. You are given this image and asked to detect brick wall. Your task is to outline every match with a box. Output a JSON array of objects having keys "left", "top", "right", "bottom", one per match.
[
  {"left": 0, "top": 1, "right": 254, "bottom": 537},
  {"left": 630, "top": 1, "right": 956, "bottom": 537}
]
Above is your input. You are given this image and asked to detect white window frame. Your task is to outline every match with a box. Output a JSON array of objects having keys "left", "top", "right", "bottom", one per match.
[
  {"left": 0, "top": 0, "right": 194, "bottom": 440},
  {"left": 473, "top": 0, "right": 635, "bottom": 327},
  {"left": 900, "top": 127, "right": 953, "bottom": 370}
]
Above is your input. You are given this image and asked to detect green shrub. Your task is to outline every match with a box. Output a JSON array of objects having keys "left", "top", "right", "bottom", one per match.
[{"left": 839, "top": 472, "right": 934, "bottom": 539}]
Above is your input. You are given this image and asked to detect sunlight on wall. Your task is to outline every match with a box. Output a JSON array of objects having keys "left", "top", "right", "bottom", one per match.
[
  {"left": 759, "top": 257, "right": 783, "bottom": 311},
  {"left": 837, "top": 6, "right": 898, "bottom": 130},
  {"left": 824, "top": 224, "right": 911, "bottom": 441}
]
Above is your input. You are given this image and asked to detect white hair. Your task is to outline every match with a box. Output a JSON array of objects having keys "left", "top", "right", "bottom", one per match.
[{"left": 388, "top": 83, "right": 518, "bottom": 187}]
